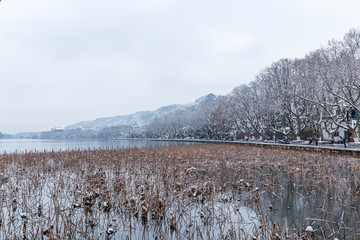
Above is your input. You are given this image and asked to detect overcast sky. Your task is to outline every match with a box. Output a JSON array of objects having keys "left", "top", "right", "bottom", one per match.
[{"left": 0, "top": 0, "right": 360, "bottom": 133}]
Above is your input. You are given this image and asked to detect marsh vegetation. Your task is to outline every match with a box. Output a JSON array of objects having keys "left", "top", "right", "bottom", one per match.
[{"left": 0, "top": 144, "right": 358, "bottom": 239}]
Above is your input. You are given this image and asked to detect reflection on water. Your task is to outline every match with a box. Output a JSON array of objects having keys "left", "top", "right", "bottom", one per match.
[
  {"left": 247, "top": 156, "right": 360, "bottom": 239},
  {"left": 0, "top": 139, "right": 197, "bottom": 153}
]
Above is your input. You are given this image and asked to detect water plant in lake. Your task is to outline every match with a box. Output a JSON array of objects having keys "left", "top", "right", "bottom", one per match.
[{"left": 0, "top": 144, "right": 358, "bottom": 239}]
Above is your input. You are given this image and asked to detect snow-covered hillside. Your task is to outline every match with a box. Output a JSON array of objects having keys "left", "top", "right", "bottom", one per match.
[{"left": 65, "top": 94, "right": 215, "bottom": 130}]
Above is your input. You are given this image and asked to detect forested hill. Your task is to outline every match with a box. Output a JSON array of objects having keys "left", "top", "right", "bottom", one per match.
[{"left": 65, "top": 93, "right": 216, "bottom": 130}]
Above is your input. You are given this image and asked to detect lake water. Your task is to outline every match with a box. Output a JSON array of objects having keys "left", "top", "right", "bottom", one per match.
[{"left": 0, "top": 139, "right": 195, "bottom": 153}]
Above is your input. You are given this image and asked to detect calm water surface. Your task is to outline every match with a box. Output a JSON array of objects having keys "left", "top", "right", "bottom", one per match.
[{"left": 0, "top": 139, "right": 195, "bottom": 153}]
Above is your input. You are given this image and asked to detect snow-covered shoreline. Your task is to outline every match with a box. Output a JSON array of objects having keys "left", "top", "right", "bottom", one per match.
[{"left": 151, "top": 138, "right": 360, "bottom": 155}]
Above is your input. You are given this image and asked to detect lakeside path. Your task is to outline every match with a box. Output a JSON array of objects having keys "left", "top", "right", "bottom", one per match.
[{"left": 151, "top": 139, "right": 360, "bottom": 156}]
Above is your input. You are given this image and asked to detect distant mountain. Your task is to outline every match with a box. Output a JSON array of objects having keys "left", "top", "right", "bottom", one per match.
[
  {"left": 195, "top": 93, "right": 216, "bottom": 104},
  {"left": 65, "top": 94, "right": 216, "bottom": 130}
]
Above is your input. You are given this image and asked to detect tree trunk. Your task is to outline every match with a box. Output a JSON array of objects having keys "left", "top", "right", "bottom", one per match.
[
  {"left": 296, "top": 116, "right": 302, "bottom": 140},
  {"left": 350, "top": 128, "right": 359, "bottom": 142}
]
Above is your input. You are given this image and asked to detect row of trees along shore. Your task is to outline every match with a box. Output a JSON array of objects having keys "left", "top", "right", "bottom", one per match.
[{"left": 144, "top": 28, "right": 360, "bottom": 142}]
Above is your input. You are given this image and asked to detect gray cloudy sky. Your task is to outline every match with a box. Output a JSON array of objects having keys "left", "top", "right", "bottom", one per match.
[{"left": 0, "top": 0, "right": 360, "bottom": 133}]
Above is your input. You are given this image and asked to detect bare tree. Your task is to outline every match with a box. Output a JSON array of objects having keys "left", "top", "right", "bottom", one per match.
[{"left": 302, "top": 30, "right": 360, "bottom": 141}]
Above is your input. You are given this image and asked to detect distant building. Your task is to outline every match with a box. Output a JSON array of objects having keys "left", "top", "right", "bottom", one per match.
[
  {"left": 320, "top": 103, "right": 360, "bottom": 141},
  {"left": 51, "top": 127, "right": 65, "bottom": 132}
]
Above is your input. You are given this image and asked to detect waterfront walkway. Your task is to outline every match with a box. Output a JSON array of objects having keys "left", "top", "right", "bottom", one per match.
[{"left": 153, "top": 139, "right": 360, "bottom": 156}]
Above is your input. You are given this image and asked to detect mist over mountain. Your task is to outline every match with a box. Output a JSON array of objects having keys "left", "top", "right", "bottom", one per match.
[{"left": 65, "top": 93, "right": 216, "bottom": 131}]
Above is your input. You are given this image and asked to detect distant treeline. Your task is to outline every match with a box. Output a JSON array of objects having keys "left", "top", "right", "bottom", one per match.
[{"left": 39, "top": 125, "right": 137, "bottom": 139}]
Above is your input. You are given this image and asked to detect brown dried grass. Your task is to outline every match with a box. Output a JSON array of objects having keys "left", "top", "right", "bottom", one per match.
[{"left": 0, "top": 144, "right": 358, "bottom": 239}]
